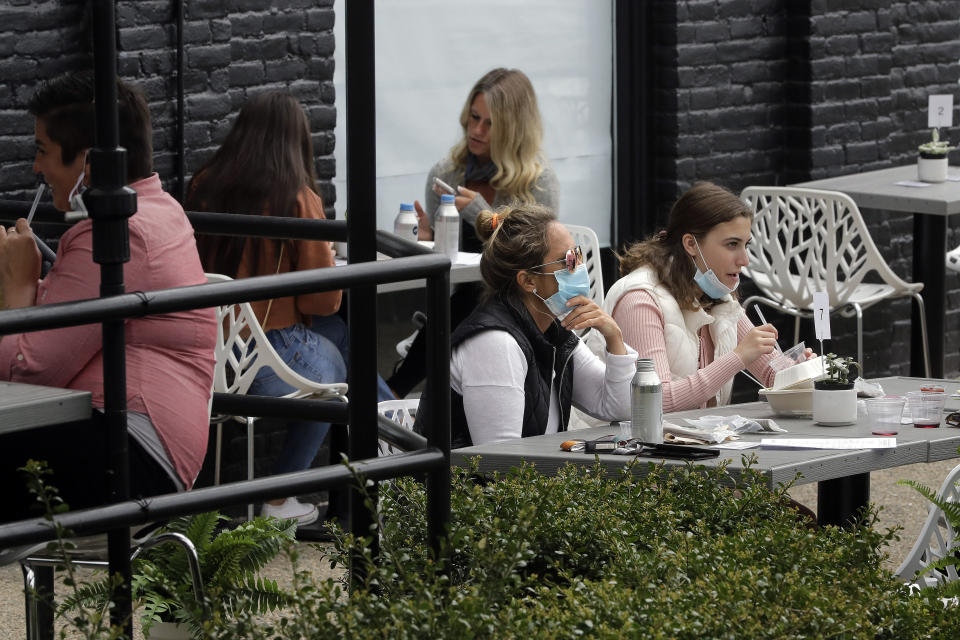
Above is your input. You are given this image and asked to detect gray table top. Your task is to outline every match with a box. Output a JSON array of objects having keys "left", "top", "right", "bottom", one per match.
[
  {"left": 335, "top": 254, "right": 481, "bottom": 293},
  {"left": 450, "top": 377, "right": 960, "bottom": 490},
  {"left": 792, "top": 165, "right": 960, "bottom": 216},
  {"left": 0, "top": 381, "right": 91, "bottom": 435}
]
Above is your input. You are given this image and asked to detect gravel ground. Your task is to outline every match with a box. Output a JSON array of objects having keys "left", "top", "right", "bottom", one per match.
[{"left": 0, "top": 459, "right": 955, "bottom": 637}]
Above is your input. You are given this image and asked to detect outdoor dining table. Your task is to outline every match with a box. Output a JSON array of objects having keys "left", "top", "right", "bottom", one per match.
[
  {"left": 792, "top": 165, "right": 960, "bottom": 378},
  {"left": 450, "top": 376, "right": 960, "bottom": 527},
  {"left": 335, "top": 247, "right": 481, "bottom": 293},
  {"left": 0, "top": 380, "right": 91, "bottom": 434}
]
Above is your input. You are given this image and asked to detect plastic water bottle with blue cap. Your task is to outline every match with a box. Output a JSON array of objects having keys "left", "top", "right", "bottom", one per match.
[
  {"left": 433, "top": 193, "right": 460, "bottom": 260},
  {"left": 394, "top": 202, "right": 418, "bottom": 239}
]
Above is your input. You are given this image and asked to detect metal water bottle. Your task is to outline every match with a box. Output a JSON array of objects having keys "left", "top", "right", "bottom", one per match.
[
  {"left": 433, "top": 193, "right": 460, "bottom": 260},
  {"left": 631, "top": 358, "right": 662, "bottom": 443},
  {"left": 394, "top": 202, "right": 418, "bottom": 238}
]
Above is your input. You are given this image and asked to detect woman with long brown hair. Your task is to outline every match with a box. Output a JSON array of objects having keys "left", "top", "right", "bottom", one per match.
[
  {"left": 604, "top": 182, "right": 798, "bottom": 412},
  {"left": 188, "top": 91, "right": 353, "bottom": 526}
]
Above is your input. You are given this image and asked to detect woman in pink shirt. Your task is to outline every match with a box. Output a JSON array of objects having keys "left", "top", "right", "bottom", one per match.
[{"left": 605, "top": 182, "right": 800, "bottom": 412}]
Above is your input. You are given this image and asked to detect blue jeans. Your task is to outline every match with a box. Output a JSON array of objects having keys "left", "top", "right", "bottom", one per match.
[
  {"left": 310, "top": 314, "right": 395, "bottom": 402},
  {"left": 248, "top": 323, "right": 347, "bottom": 476}
]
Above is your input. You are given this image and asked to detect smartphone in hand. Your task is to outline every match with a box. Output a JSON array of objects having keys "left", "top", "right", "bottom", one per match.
[{"left": 433, "top": 176, "right": 457, "bottom": 195}]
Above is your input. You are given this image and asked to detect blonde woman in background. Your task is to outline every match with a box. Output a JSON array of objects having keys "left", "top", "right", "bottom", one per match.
[
  {"left": 416, "top": 67, "right": 559, "bottom": 251},
  {"left": 391, "top": 68, "right": 560, "bottom": 398}
]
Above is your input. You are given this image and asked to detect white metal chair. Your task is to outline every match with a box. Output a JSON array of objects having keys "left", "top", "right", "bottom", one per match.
[
  {"left": 565, "top": 224, "right": 605, "bottom": 307},
  {"left": 206, "top": 273, "right": 348, "bottom": 519},
  {"left": 740, "top": 186, "right": 930, "bottom": 376},
  {"left": 377, "top": 399, "right": 419, "bottom": 456},
  {"left": 896, "top": 462, "right": 960, "bottom": 588},
  {"left": 947, "top": 244, "right": 960, "bottom": 273}
]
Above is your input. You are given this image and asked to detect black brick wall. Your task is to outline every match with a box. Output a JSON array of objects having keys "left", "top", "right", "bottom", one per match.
[
  {"left": 0, "top": 1, "right": 338, "bottom": 486},
  {"left": 0, "top": 0, "right": 338, "bottom": 212},
  {"left": 652, "top": 0, "right": 960, "bottom": 380}
]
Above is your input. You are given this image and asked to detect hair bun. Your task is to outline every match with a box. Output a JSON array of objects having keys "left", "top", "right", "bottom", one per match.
[{"left": 474, "top": 208, "right": 499, "bottom": 242}]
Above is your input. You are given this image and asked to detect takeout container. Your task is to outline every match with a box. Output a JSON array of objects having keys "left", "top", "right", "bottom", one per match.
[
  {"left": 768, "top": 342, "right": 807, "bottom": 373},
  {"left": 759, "top": 388, "right": 813, "bottom": 416},
  {"left": 772, "top": 355, "right": 825, "bottom": 390}
]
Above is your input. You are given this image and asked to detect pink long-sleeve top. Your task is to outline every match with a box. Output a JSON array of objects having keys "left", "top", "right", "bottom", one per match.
[
  {"left": 612, "top": 289, "right": 779, "bottom": 412},
  {"left": 0, "top": 174, "right": 217, "bottom": 488}
]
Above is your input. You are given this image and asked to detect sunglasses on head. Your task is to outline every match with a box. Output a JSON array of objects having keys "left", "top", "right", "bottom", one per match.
[{"left": 528, "top": 245, "right": 583, "bottom": 274}]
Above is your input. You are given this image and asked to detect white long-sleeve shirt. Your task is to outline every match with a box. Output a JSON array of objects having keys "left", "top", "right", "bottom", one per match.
[{"left": 451, "top": 330, "right": 637, "bottom": 445}]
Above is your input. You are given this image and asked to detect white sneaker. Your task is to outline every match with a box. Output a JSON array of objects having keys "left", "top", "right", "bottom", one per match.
[
  {"left": 396, "top": 330, "right": 419, "bottom": 357},
  {"left": 260, "top": 498, "right": 319, "bottom": 526}
]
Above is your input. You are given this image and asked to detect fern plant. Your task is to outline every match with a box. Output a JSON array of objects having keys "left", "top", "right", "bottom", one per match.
[
  {"left": 60, "top": 512, "right": 297, "bottom": 639},
  {"left": 897, "top": 476, "right": 960, "bottom": 598}
]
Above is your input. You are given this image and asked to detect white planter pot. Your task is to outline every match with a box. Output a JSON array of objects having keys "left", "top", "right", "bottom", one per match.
[
  {"left": 918, "top": 155, "right": 948, "bottom": 183},
  {"left": 147, "top": 621, "right": 191, "bottom": 640},
  {"left": 813, "top": 387, "right": 857, "bottom": 426}
]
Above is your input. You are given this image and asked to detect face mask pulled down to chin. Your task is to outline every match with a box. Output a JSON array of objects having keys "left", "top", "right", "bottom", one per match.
[
  {"left": 691, "top": 237, "right": 737, "bottom": 300},
  {"left": 534, "top": 264, "right": 591, "bottom": 320}
]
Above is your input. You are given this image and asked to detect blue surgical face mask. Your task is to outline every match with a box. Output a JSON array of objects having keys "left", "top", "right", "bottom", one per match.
[
  {"left": 533, "top": 264, "right": 591, "bottom": 320},
  {"left": 691, "top": 237, "right": 737, "bottom": 299}
]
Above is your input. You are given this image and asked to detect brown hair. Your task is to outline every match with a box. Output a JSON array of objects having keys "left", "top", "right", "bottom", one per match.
[
  {"left": 188, "top": 91, "right": 317, "bottom": 277},
  {"left": 450, "top": 68, "right": 545, "bottom": 203},
  {"left": 475, "top": 203, "right": 556, "bottom": 304},
  {"left": 28, "top": 71, "right": 154, "bottom": 182},
  {"left": 617, "top": 182, "right": 753, "bottom": 310}
]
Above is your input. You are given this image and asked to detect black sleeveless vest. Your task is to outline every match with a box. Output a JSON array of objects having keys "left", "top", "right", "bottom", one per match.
[{"left": 418, "top": 295, "right": 579, "bottom": 449}]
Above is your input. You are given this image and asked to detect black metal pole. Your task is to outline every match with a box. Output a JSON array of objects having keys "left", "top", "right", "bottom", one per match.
[
  {"left": 176, "top": 0, "right": 185, "bottom": 202},
  {"left": 425, "top": 270, "right": 451, "bottom": 559},
  {"left": 86, "top": 1, "right": 138, "bottom": 636},
  {"left": 345, "top": 0, "right": 380, "bottom": 588}
]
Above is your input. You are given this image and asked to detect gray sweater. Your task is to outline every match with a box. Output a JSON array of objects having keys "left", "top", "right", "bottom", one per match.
[{"left": 423, "top": 156, "right": 560, "bottom": 229}]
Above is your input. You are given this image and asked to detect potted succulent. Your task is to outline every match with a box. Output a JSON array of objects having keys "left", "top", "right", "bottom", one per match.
[
  {"left": 812, "top": 353, "right": 861, "bottom": 426},
  {"left": 62, "top": 512, "right": 296, "bottom": 639},
  {"left": 918, "top": 128, "right": 954, "bottom": 183}
]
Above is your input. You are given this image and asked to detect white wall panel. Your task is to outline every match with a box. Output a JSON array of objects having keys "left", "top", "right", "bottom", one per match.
[{"left": 333, "top": 0, "right": 613, "bottom": 246}]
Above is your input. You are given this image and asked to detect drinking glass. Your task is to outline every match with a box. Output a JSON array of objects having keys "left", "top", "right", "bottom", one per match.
[
  {"left": 905, "top": 390, "right": 946, "bottom": 428},
  {"left": 864, "top": 396, "right": 904, "bottom": 435}
]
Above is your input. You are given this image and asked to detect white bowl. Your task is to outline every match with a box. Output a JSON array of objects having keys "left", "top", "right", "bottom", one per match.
[
  {"left": 772, "top": 355, "right": 825, "bottom": 390},
  {"left": 759, "top": 388, "right": 814, "bottom": 417}
]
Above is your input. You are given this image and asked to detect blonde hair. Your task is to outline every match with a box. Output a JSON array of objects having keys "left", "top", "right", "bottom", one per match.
[
  {"left": 617, "top": 182, "right": 753, "bottom": 311},
  {"left": 451, "top": 68, "right": 545, "bottom": 204},
  {"left": 475, "top": 204, "right": 556, "bottom": 303}
]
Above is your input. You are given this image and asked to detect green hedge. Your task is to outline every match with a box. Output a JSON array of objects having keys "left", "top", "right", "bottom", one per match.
[{"left": 214, "top": 458, "right": 960, "bottom": 639}]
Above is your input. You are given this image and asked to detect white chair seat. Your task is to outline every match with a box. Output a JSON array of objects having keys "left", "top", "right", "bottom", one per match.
[
  {"left": 896, "top": 462, "right": 960, "bottom": 588},
  {"left": 377, "top": 399, "right": 419, "bottom": 456},
  {"left": 206, "top": 273, "right": 348, "bottom": 519},
  {"left": 741, "top": 186, "right": 930, "bottom": 376}
]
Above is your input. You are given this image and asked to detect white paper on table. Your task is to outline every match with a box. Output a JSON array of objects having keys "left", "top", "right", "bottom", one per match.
[
  {"left": 712, "top": 441, "right": 759, "bottom": 450},
  {"left": 759, "top": 437, "right": 896, "bottom": 450},
  {"left": 894, "top": 180, "right": 933, "bottom": 188},
  {"left": 455, "top": 252, "right": 482, "bottom": 265}
]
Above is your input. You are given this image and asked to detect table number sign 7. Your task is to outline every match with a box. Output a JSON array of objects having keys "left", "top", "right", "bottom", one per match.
[{"left": 812, "top": 291, "right": 830, "bottom": 356}]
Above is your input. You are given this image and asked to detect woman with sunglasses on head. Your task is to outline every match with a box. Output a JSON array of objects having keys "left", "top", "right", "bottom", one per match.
[
  {"left": 387, "top": 68, "right": 559, "bottom": 399},
  {"left": 417, "top": 204, "right": 635, "bottom": 448},
  {"left": 603, "top": 182, "right": 806, "bottom": 413}
]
